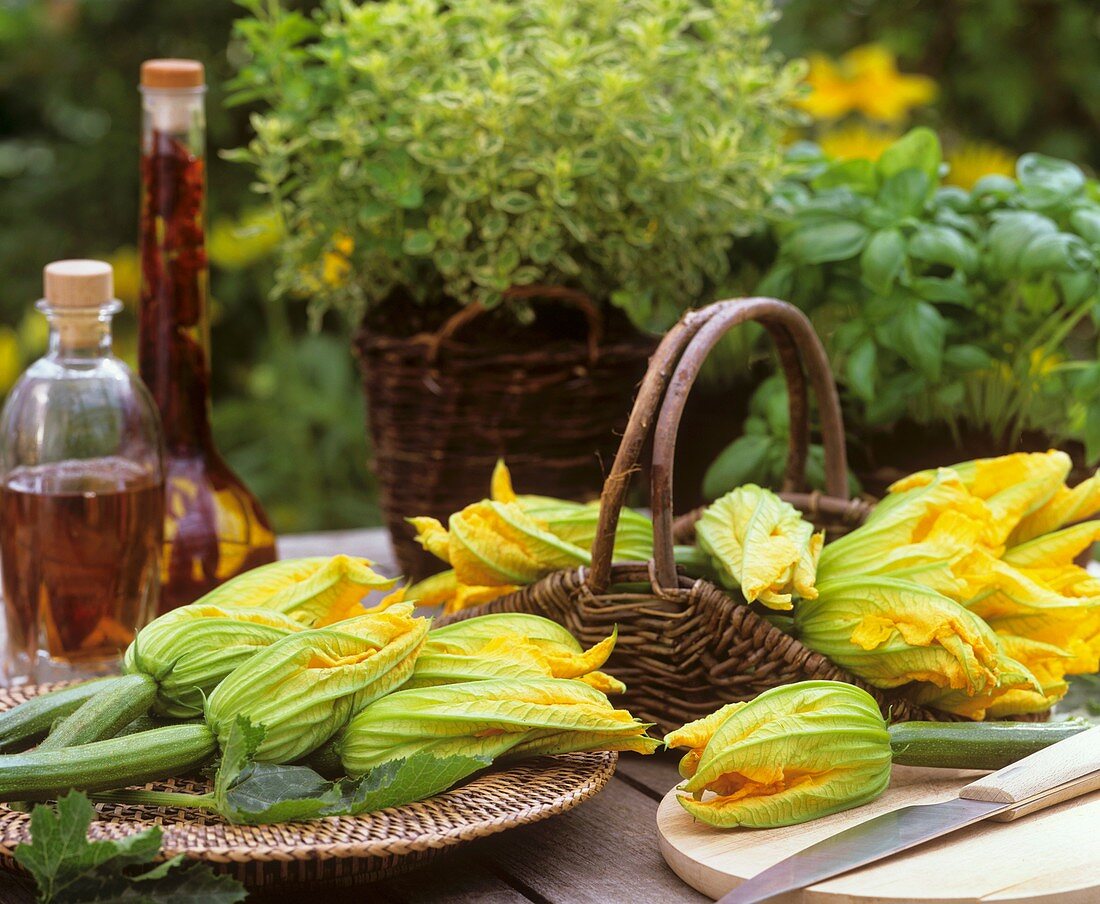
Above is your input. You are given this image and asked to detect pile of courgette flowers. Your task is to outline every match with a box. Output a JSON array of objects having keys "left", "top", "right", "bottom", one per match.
[
  {"left": 688, "top": 450, "right": 1100, "bottom": 720},
  {"left": 411, "top": 453, "right": 1100, "bottom": 721},
  {"left": 0, "top": 557, "right": 656, "bottom": 825}
]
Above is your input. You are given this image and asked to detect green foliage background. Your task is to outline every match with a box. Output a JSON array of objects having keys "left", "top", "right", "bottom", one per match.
[{"left": 773, "top": 0, "right": 1100, "bottom": 168}]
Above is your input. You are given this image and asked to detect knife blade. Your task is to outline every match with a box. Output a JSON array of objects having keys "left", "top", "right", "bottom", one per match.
[{"left": 716, "top": 723, "right": 1100, "bottom": 904}]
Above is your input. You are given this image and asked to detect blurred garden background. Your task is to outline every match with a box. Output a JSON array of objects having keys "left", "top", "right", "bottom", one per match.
[{"left": 1, "top": 0, "right": 1098, "bottom": 534}]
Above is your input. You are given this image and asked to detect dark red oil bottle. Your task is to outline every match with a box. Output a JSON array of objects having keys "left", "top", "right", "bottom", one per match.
[{"left": 138, "top": 59, "right": 275, "bottom": 611}]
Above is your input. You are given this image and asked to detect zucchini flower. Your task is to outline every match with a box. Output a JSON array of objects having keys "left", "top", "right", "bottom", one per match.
[
  {"left": 205, "top": 604, "right": 430, "bottom": 762},
  {"left": 889, "top": 451, "right": 1070, "bottom": 546},
  {"left": 408, "top": 613, "right": 625, "bottom": 694},
  {"left": 1009, "top": 472, "right": 1100, "bottom": 544},
  {"left": 663, "top": 681, "right": 891, "bottom": 828},
  {"left": 334, "top": 677, "right": 658, "bottom": 803},
  {"left": 794, "top": 577, "right": 1004, "bottom": 693},
  {"left": 195, "top": 555, "right": 397, "bottom": 626},
  {"left": 910, "top": 636, "right": 1067, "bottom": 719},
  {"left": 817, "top": 469, "right": 996, "bottom": 600},
  {"left": 695, "top": 485, "right": 823, "bottom": 610},
  {"left": 969, "top": 521, "right": 1100, "bottom": 675},
  {"left": 409, "top": 461, "right": 652, "bottom": 613},
  {"left": 123, "top": 604, "right": 305, "bottom": 718}
]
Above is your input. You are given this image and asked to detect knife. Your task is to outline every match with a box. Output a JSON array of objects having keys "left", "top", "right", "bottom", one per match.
[{"left": 717, "top": 722, "right": 1100, "bottom": 904}]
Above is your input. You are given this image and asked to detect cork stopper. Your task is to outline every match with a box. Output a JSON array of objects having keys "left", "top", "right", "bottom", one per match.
[
  {"left": 43, "top": 260, "right": 114, "bottom": 310},
  {"left": 141, "top": 59, "right": 205, "bottom": 90}
]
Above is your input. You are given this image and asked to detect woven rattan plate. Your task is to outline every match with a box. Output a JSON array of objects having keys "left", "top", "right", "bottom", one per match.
[{"left": 0, "top": 684, "right": 618, "bottom": 888}]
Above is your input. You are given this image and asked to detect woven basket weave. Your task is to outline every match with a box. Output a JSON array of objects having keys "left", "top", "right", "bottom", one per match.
[
  {"left": 354, "top": 288, "right": 655, "bottom": 580},
  {"left": 441, "top": 297, "right": 958, "bottom": 735},
  {"left": 0, "top": 685, "right": 617, "bottom": 888}
]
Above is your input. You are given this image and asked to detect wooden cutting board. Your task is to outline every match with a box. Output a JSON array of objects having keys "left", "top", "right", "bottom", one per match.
[{"left": 657, "top": 764, "right": 1100, "bottom": 902}]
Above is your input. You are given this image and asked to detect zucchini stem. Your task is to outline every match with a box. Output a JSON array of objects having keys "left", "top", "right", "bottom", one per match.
[{"left": 92, "top": 788, "right": 218, "bottom": 810}]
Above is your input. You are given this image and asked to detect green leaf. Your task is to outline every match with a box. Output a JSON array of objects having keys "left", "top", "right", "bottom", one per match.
[
  {"left": 1016, "top": 153, "right": 1086, "bottom": 209},
  {"left": 1070, "top": 209, "right": 1100, "bottom": 245},
  {"left": 401, "top": 230, "right": 436, "bottom": 256},
  {"left": 909, "top": 225, "right": 978, "bottom": 273},
  {"left": 491, "top": 192, "right": 536, "bottom": 214},
  {"left": 876, "top": 127, "right": 942, "bottom": 183},
  {"left": 785, "top": 221, "right": 869, "bottom": 265},
  {"left": 812, "top": 159, "right": 878, "bottom": 195},
  {"left": 985, "top": 211, "right": 1059, "bottom": 277},
  {"left": 860, "top": 228, "right": 906, "bottom": 294},
  {"left": 702, "top": 434, "right": 774, "bottom": 500},
  {"left": 910, "top": 277, "right": 973, "bottom": 306},
  {"left": 944, "top": 345, "right": 993, "bottom": 371},
  {"left": 1086, "top": 404, "right": 1100, "bottom": 466},
  {"left": 887, "top": 301, "right": 946, "bottom": 380},
  {"left": 846, "top": 338, "right": 877, "bottom": 402},
  {"left": 14, "top": 792, "right": 244, "bottom": 904},
  {"left": 345, "top": 750, "right": 496, "bottom": 815},
  {"left": 878, "top": 169, "right": 930, "bottom": 218}
]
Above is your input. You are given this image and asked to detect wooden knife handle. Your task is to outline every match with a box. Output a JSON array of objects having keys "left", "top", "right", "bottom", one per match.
[{"left": 960, "top": 723, "right": 1100, "bottom": 819}]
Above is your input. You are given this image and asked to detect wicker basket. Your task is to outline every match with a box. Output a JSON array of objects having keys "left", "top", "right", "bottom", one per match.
[
  {"left": 441, "top": 297, "right": 954, "bottom": 735},
  {"left": 354, "top": 288, "right": 655, "bottom": 579}
]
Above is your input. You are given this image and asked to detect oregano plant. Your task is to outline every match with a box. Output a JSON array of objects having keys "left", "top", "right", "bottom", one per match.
[{"left": 229, "top": 0, "right": 804, "bottom": 331}]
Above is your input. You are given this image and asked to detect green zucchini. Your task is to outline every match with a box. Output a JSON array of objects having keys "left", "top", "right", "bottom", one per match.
[
  {"left": 38, "top": 674, "right": 158, "bottom": 751},
  {"left": 888, "top": 720, "right": 1090, "bottom": 770},
  {"left": 0, "top": 678, "right": 121, "bottom": 753},
  {"left": 0, "top": 724, "right": 217, "bottom": 801}
]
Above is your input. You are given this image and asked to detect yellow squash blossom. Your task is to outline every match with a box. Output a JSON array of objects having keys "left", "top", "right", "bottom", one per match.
[
  {"left": 410, "top": 613, "right": 625, "bottom": 693},
  {"left": 795, "top": 577, "right": 1005, "bottom": 693},
  {"left": 969, "top": 521, "right": 1100, "bottom": 674},
  {"left": 123, "top": 604, "right": 305, "bottom": 718},
  {"left": 907, "top": 648, "right": 1044, "bottom": 720},
  {"left": 798, "top": 44, "right": 937, "bottom": 123},
  {"left": 334, "top": 677, "right": 658, "bottom": 806},
  {"left": 1009, "top": 473, "right": 1100, "bottom": 544},
  {"left": 817, "top": 469, "right": 996, "bottom": 599},
  {"left": 205, "top": 604, "right": 429, "bottom": 763},
  {"left": 664, "top": 681, "right": 891, "bottom": 829},
  {"left": 889, "top": 451, "right": 1070, "bottom": 546},
  {"left": 194, "top": 555, "right": 396, "bottom": 627},
  {"left": 410, "top": 461, "right": 652, "bottom": 613},
  {"left": 695, "top": 485, "right": 823, "bottom": 611}
]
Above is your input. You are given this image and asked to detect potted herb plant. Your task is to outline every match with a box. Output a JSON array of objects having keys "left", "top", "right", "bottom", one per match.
[
  {"left": 705, "top": 128, "right": 1100, "bottom": 500},
  {"left": 230, "top": 0, "right": 803, "bottom": 575}
]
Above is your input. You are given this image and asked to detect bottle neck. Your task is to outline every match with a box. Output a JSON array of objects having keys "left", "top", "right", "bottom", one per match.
[
  {"left": 138, "top": 86, "right": 213, "bottom": 454},
  {"left": 39, "top": 300, "right": 121, "bottom": 361}
]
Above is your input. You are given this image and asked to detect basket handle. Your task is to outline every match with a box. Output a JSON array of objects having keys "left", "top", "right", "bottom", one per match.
[
  {"left": 649, "top": 298, "right": 848, "bottom": 590},
  {"left": 424, "top": 286, "right": 604, "bottom": 365}
]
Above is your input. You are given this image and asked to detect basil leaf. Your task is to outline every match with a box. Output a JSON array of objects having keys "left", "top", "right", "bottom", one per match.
[
  {"left": 876, "top": 127, "right": 942, "bottom": 183},
  {"left": 909, "top": 225, "right": 978, "bottom": 273},
  {"left": 786, "top": 221, "right": 869, "bottom": 265},
  {"left": 860, "top": 228, "right": 906, "bottom": 294}
]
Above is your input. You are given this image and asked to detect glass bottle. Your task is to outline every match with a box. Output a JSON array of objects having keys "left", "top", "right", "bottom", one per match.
[
  {"left": 138, "top": 59, "right": 276, "bottom": 612},
  {"left": 0, "top": 261, "right": 164, "bottom": 685}
]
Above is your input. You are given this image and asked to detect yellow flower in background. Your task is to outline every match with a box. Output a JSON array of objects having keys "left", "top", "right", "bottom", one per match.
[
  {"left": 798, "top": 44, "right": 937, "bottom": 123},
  {"left": 0, "top": 327, "right": 22, "bottom": 395},
  {"left": 105, "top": 246, "right": 141, "bottom": 308},
  {"left": 889, "top": 451, "right": 1070, "bottom": 547},
  {"left": 695, "top": 485, "right": 822, "bottom": 610},
  {"left": 944, "top": 141, "right": 1017, "bottom": 190},
  {"left": 663, "top": 682, "right": 892, "bottom": 829},
  {"left": 322, "top": 233, "right": 354, "bottom": 287},
  {"left": 795, "top": 577, "right": 1006, "bottom": 693},
  {"left": 208, "top": 208, "right": 283, "bottom": 271},
  {"left": 818, "top": 124, "right": 900, "bottom": 163}
]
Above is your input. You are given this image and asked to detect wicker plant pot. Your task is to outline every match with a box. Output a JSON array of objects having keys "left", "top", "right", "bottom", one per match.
[
  {"left": 354, "top": 288, "right": 655, "bottom": 579},
  {"left": 440, "top": 297, "right": 961, "bottom": 735}
]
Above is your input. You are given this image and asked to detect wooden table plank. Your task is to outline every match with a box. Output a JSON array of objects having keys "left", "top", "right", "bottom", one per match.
[
  {"left": 617, "top": 750, "right": 683, "bottom": 800},
  {"left": 464, "top": 774, "right": 707, "bottom": 904}
]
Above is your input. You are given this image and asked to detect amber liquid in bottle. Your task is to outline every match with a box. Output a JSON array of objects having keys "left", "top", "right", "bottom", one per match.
[
  {"left": 138, "top": 62, "right": 275, "bottom": 612},
  {"left": 0, "top": 459, "right": 162, "bottom": 664}
]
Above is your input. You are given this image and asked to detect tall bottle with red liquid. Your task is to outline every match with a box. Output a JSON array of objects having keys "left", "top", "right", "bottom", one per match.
[{"left": 138, "top": 59, "right": 275, "bottom": 611}]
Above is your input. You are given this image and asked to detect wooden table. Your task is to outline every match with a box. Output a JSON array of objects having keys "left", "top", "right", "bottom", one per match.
[{"left": 0, "top": 530, "right": 706, "bottom": 904}]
